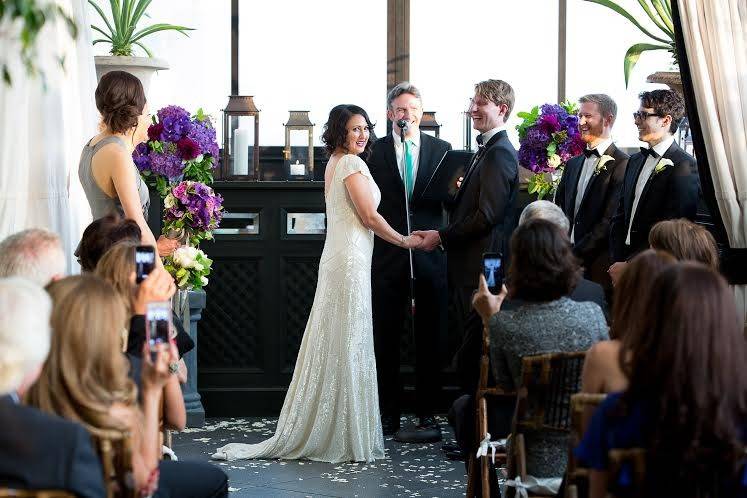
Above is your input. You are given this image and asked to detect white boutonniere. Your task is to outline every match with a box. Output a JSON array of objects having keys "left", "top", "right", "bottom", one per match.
[
  {"left": 654, "top": 158, "right": 674, "bottom": 175},
  {"left": 594, "top": 155, "right": 614, "bottom": 176}
]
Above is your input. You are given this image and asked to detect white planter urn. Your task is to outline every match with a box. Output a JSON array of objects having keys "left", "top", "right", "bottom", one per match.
[{"left": 94, "top": 55, "right": 169, "bottom": 97}]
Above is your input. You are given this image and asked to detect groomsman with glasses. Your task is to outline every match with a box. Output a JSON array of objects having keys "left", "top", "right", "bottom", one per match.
[
  {"left": 608, "top": 89, "right": 700, "bottom": 284},
  {"left": 555, "top": 94, "right": 629, "bottom": 294},
  {"left": 367, "top": 82, "right": 451, "bottom": 441}
]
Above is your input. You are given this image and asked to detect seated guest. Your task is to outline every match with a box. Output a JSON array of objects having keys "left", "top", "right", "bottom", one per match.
[
  {"left": 76, "top": 212, "right": 141, "bottom": 272},
  {"left": 0, "top": 228, "right": 66, "bottom": 285},
  {"left": 469, "top": 219, "right": 608, "bottom": 480},
  {"left": 648, "top": 218, "right": 719, "bottom": 270},
  {"left": 503, "top": 201, "right": 609, "bottom": 319},
  {"left": 0, "top": 277, "right": 105, "bottom": 496},
  {"left": 576, "top": 263, "right": 747, "bottom": 497},
  {"left": 581, "top": 249, "right": 675, "bottom": 394},
  {"left": 26, "top": 275, "right": 228, "bottom": 498}
]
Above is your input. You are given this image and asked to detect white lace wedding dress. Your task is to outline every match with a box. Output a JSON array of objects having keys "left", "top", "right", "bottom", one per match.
[{"left": 212, "top": 154, "right": 385, "bottom": 463}]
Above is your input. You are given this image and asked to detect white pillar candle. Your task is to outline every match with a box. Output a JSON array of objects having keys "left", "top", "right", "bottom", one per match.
[
  {"left": 233, "top": 128, "right": 250, "bottom": 175},
  {"left": 290, "top": 159, "right": 306, "bottom": 177}
]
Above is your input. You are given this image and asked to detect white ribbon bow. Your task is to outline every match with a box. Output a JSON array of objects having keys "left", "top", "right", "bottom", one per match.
[
  {"left": 504, "top": 476, "right": 530, "bottom": 498},
  {"left": 475, "top": 433, "right": 503, "bottom": 463}
]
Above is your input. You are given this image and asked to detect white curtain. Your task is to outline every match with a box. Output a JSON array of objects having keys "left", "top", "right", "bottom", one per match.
[
  {"left": 677, "top": 0, "right": 747, "bottom": 326},
  {"left": 0, "top": 0, "right": 97, "bottom": 273}
]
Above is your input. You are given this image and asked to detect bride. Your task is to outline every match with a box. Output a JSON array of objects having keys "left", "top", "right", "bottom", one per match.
[{"left": 212, "top": 105, "right": 422, "bottom": 463}]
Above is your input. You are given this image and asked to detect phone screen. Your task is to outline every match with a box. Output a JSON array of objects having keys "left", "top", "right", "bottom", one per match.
[
  {"left": 145, "top": 301, "right": 172, "bottom": 355},
  {"left": 135, "top": 245, "right": 156, "bottom": 284},
  {"left": 482, "top": 252, "right": 503, "bottom": 294}
]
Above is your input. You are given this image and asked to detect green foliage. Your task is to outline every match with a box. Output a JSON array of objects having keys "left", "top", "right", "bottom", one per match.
[
  {"left": 88, "top": 0, "right": 193, "bottom": 57},
  {"left": 0, "top": 0, "right": 78, "bottom": 86},
  {"left": 516, "top": 106, "right": 540, "bottom": 140},
  {"left": 584, "top": 0, "right": 676, "bottom": 87}
]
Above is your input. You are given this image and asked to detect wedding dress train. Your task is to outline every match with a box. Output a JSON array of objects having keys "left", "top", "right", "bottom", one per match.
[{"left": 212, "top": 154, "right": 385, "bottom": 463}]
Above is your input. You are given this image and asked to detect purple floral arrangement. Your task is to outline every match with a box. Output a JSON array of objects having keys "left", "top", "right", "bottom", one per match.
[
  {"left": 133, "top": 106, "right": 219, "bottom": 196},
  {"left": 163, "top": 181, "right": 224, "bottom": 246},
  {"left": 516, "top": 101, "right": 585, "bottom": 199}
]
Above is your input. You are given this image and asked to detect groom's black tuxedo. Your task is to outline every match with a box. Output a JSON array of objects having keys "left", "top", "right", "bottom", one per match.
[
  {"left": 439, "top": 129, "right": 519, "bottom": 395},
  {"left": 555, "top": 143, "right": 628, "bottom": 288},
  {"left": 368, "top": 131, "right": 451, "bottom": 420},
  {"left": 609, "top": 140, "right": 699, "bottom": 262}
]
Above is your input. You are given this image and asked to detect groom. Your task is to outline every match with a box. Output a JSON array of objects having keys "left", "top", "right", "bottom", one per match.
[
  {"left": 415, "top": 79, "right": 519, "bottom": 397},
  {"left": 368, "top": 82, "right": 452, "bottom": 441}
]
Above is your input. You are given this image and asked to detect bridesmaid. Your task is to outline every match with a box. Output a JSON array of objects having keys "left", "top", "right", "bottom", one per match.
[{"left": 78, "top": 70, "right": 177, "bottom": 260}]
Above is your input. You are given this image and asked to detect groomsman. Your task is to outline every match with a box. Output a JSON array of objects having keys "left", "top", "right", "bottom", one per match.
[
  {"left": 608, "top": 89, "right": 699, "bottom": 282},
  {"left": 555, "top": 94, "right": 628, "bottom": 292},
  {"left": 367, "top": 82, "right": 451, "bottom": 440},
  {"left": 415, "top": 79, "right": 519, "bottom": 396}
]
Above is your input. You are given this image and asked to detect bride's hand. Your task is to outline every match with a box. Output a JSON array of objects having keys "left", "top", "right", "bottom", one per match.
[{"left": 402, "top": 233, "right": 424, "bottom": 249}]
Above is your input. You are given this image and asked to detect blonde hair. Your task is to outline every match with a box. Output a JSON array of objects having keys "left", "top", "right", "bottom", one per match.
[
  {"left": 0, "top": 277, "right": 52, "bottom": 394},
  {"left": 95, "top": 241, "right": 139, "bottom": 316},
  {"left": 474, "top": 79, "right": 515, "bottom": 119},
  {"left": 25, "top": 275, "right": 135, "bottom": 431},
  {"left": 0, "top": 228, "right": 65, "bottom": 285}
]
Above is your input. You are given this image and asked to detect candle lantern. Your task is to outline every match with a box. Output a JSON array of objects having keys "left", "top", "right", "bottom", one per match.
[
  {"left": 420, "top": 111, "right": 441, "bottom": 138},
  {"left": 283, "top": 110, "right": 314, "bottom": 180},
  {"left": 221, "top": 96, "right": 260, "bottom": 180}
]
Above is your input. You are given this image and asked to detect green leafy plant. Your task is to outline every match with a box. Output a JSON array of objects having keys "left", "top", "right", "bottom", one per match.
[
  {"left": 0, "top": 0, "right": 78, "bottom": 86},
  {"left": 585, "top": 0, "right": 676, "bottom": 87},
  {"left": 88, "top": 0, "right": 193, "bottom": 57}
]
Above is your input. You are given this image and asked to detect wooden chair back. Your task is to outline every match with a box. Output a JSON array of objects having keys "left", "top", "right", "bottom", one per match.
[
  {"left": 0, "top": 491, "right": 76, "bottom": 498},
  {"left": 87, "top": 426, "right": 136, "bottom": 498},
  {"left": 564, "top": 393, "right": 607, "bottom": 498}
]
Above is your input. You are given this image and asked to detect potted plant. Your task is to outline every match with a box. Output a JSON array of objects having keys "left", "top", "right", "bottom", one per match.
[
  {"left": 88, "top": 0, "right": 193, "bottom": 94},
  {"left": 585, "top": 0, "right": 680, "bottom": 93}
]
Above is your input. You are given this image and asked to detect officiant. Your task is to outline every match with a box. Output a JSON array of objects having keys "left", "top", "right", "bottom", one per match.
[{"left": 368, "top": 82, "right": 451, "bottom": 442}]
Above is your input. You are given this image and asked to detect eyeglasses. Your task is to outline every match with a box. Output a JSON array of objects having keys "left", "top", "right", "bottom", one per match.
[{"left": 633, "top": 111, "right": 663, "bottom": 121}]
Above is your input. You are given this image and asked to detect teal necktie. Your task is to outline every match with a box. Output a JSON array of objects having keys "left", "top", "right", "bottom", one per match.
[{"left": 403, "top": 139, "right": 415, "bottom": 199}]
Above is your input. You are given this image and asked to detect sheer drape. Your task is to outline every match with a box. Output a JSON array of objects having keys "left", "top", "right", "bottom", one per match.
[
  {"left": 0, "top": 0, "right": 97, "bottom": 273},
  {"left": 677, "top": 0, "right": 747, "bottom": 325}
]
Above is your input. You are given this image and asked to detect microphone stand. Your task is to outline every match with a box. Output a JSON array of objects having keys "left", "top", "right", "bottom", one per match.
[{"left": 399, "top": 122, "right": 417, "bottom": 356}]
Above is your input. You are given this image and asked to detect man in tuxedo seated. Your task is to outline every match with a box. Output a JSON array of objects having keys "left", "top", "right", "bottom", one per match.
[
  {"left": 414, "top": 79, "right": 519, "bottom": 398},
  {"left": 0, "top": 277, "right": 105, "bottom": 497},
  {"left": 0, "top": 228, "right": 65, "bottom": 285},
  {"left": 501, "top": 200, "right": 608, "bottom": 319},
  {"left": 608, "top": 89, "right": 699, "bottom": 284},
  {"left": 555, "top": 94, "right": 628, "bottom": 294},
  {"left": 368, "top": 82, "right": 452, "bottom": 440}
]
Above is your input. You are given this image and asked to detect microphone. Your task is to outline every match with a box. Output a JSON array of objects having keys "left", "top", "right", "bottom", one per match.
[{"left": 397, "top": 119, "right": 408, "bottom": 129}]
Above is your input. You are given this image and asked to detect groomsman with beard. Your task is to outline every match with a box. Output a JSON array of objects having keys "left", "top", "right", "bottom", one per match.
[
  {"left": 555, "top": 94, "right": 628, "bottom": 293},
  {"left": 367, "top": 82, "right": 451, "bottom": 441},
  {"left": 415, "top": 79, "right": 519, "bottom": 397},
  {"left": 608, "top": 89, "right": 699, "bottom": 283}
]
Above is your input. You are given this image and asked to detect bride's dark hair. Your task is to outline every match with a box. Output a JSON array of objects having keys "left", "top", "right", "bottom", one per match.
[{"left": 321, "top": 104, "right": 376, "bottom": 159}]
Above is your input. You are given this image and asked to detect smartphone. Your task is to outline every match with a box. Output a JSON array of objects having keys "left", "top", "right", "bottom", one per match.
[
  {"left": 482, "top": 252, "right": 503, "bottom": 294},
  {"left": 135, "top": 245, "right": 156, "bottom": 284},
  {"left": 145, "top": 301, "right": 172, "bottom": 359}
]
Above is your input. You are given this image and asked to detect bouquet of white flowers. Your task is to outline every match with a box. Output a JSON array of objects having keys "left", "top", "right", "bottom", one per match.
[{"left": 164, "top": 246, "right": 212, "bottom": 290}]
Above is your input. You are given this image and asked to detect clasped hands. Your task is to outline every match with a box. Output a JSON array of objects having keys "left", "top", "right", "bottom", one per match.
[{"left": 401, "top": 230, "right": 442, "bottom": 251}]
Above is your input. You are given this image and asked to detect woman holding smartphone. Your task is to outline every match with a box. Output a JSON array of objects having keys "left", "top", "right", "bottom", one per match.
[{"left": 79, "top": 71, "right": 177, "bottom": 261}]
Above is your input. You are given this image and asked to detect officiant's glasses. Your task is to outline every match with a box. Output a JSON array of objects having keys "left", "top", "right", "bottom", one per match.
[{"left": 633, "top": 111, "right": 663, "bottom": 121}]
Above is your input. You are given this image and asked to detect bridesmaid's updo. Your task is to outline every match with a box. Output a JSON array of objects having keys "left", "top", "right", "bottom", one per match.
[
  {"left": 321, "top": 104, "right": 376, "bottom": 159},
  {"left": 95, "top": 71, "right": 147, "bottom": 134}
]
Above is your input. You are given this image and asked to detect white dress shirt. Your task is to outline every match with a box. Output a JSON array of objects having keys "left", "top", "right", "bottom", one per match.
[
  {"left": 392, "top": 129, "right": 421, "bottom": 183},
  {"left": 571, "top": 138, "right": 613, "bottom": 243},
  {"left": 477, "top": 125, "right": 505, "bottom": 147},
  {"left": 625, "top": 135, "right": 675, "bottom": 246}
]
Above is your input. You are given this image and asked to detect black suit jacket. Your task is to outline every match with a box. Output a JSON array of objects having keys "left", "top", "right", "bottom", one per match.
[
  {"left": 368, "top": 132, "right": 452, "bottom": 284},
  {"left": 439, "top": 130, "right": 518, "bottom": 289},
  {"left": 555, "top": 144, "right": 628, "bottom": 280},
  {"left": 609, "top": 141, "right": 699, "bottom": 261},
  {"left": 0, "top": 395, "right": 105, "bottom": 497}
]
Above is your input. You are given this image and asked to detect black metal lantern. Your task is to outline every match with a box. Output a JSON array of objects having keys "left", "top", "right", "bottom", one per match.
[
  {"left": 283, "top": 111, "right": 314, "bottom": 180},
  {"left": 222, "top": 96, "right": 260, "bottom": 180},
  {"left": 420, "top": 111, "right": 441, "bottom": 138}
]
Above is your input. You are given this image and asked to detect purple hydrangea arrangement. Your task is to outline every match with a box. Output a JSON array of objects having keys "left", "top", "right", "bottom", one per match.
[
  {"left": 133, "top": 106, "right": 220, "bottom": 197},
  {"left": 516, "top": 101, "right": 585, "bottom": 199},
  {"left": 162, "top": 181, "right": 224, "bottom": 246}
]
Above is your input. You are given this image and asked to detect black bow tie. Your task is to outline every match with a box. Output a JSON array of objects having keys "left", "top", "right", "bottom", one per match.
[
  {"left": 476, "top": 135, "right": 485, "bottom": 149},
  {"left": 640, "top": 147, "right": 660, "bottom": 159},
  {"left": 583, "top": 148, "right": 600, "bottom": 159}
]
